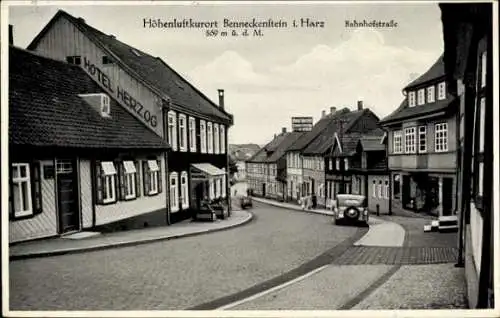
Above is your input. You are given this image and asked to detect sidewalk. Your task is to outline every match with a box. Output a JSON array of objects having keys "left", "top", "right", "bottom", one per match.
[{"left": 10, "top": 209, "right": 253, "bottom": 260}]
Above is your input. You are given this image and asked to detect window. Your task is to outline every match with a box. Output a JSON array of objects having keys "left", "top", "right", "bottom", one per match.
[
  {"left": 66, "top": 55, "right": 81, "bottom": 65},
  {"left": 11, "top": 163, "right": 32, "bottom": 217},
  {"left": 101, "top": 94, "right": 110, "bottom": 116},
  {"left": 408, "top": 91, "right": 416, "bottom": 107},
  {"left": 179, "top": 114, "right": 187, "bottom": 152},
  {"left": 200, "top": 120, "right": 207, "bottom": 153},
  {"left": 123, "top": 161, "right": 137, "bottom": 200},
  {"left": 220, "top": 125, "right": 226, "bottom": 153},
  {"left": 214, "top": 124, "right": 220, "bottom": 154},
  {"left": 418, "top": 126, "right": 427, "bottom": 153},
  {"left": 372, "top": 180, "right": 376, "bottom": 198},
  {"left": 378, "top": 181, "right": 383, "bottom": 198},
  {"left": 393, "top": 130, "right": 402, "bottom": 154},
  {"left": 336, "top": 159, "right": 340, "bottom": 170},
  {"left": 435, "top": 123, "right": 448, "bottom": 152},
  {"left": 180, "top": 171, "right": 189, "bottom": 209},
  {"left": 170, "top": 172, "right": 179, "bottom": 212},
  {"left": 168, "top": 111, "right": 177, "bottom": 151},
  {"left": 479, "top": 98, "right": 485, "bottom": 152},
  {"left": 222, "top": 168, "right": 227, "bottom": 198},
  {"left": 404, "top": 127, "right": 416, "bottom": 154},
  {"left": 102, "top": 55, "right": 113, "bottom": 65},
  {"left": 384, "top": 180, "right": 389, "bottom": 199},
  {"left": 207, "top": 122, "right": 213, "bottom": 154},
  {"left": 344, "top": 158, "right": 349, "bottom": 171},
  {"left": 101, "top": 161, "right": 117, "bottom": 204},
  {"left": 427, "top": 86, "right": 435, "bottom": 103},
  {"left": 481, "top": 52, "right": 487, "bottom": 88},
  {"left": 209, "top": 179, "right": 215, "bottom": 199},
  {"left": 329, "top": 159, "right": 333, "bottom": 170},
  {"left": 438, "top": 81, "right": 446, "bottom": 100},
  {"left": 143, "top": 159, "right": 162, "bottom": 196},
  {"left": 417, "top": 89, "right": 425, "bottom": 105},
  {"left": 189, "top": 117, "right": 196, "bottom": 152}
]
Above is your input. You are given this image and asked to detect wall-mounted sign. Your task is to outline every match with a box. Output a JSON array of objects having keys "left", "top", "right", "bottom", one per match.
[{"left": 83, "top": 57, "right": 158, "bottom": 128}]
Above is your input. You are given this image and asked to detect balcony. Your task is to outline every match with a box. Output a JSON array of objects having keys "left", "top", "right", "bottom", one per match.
[{"left": 388, "top": 152, "right": 457, "bottom": 171}]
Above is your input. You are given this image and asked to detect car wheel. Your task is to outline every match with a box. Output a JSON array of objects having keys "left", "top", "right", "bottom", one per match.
[{"left": 345, "top": 207, "right": 360, "bottom": 220}]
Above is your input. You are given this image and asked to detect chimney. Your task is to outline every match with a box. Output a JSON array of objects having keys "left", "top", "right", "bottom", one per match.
[
  {"left": 282, "top": 127, "right": 287, "bottom": 133},
  {"left": 9, "top": 25, "right": 13, "bottom": 45},
  {"left": 77, "top": 17, "right": 86, "bottom": 23},
  {"left": 357, "top": 100, "right": 363, "bottom": 111},
  {"left": 330, "top": 106, "right": 336, "bottom": 114},
  {"left": 321, "top": 110, "right": 326, "bottom": 118},
  {"left": 218, "top": 89, "right": 225, "bottom": 110}
]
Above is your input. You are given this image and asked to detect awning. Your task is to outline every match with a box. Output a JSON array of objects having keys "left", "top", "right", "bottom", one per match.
[
  {"left": 123, "top": 160, "right": 136, "bottom": 174},
  {"left": 191, "top": 163, "right": 225, "bottom": 179},
  {"left": 147, "top": 160, "right": 160, "bottom": 172},
  {"left": 101, "top": 161, "right": 117, "bottom": 176}
]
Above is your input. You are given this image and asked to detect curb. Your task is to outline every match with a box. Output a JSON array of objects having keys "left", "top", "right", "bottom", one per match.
[{"left": 10, "top": 211, "right": 254, "bottom": 261}]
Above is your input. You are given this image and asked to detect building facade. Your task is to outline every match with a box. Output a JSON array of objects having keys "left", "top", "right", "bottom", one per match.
[
  {"left": 9, "top": 47, "right": 171, "bottom": 243},
  {"left": 440, "top": 3, "right": 494, "bottom": 308},
  {"left": 381, "top": 56, "right": 458, "bottom": 218},
  {"left": 28, "top": 10, "right": 234, "bottom": 223}
]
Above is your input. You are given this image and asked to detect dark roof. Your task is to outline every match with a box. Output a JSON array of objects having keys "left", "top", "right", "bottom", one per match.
[
  {"left": 266, "top": 132, "right": 305, "bottom": 162},
  {"left": 405, "top": 54, "right": 445, "bottom": 90},
  {"left": 331, "top": 133, "right": 363, "bottom": 157},
  {"left": 9, "top": 46, "right": 170, "bottom": 150},
  {"left": 380, "top": 95, "right": 456, "bottom": 125},
  {"left": 28, "top": 10, "right": 232, "bottom": 125},
  {"left": 287, "top": 108, "right": 351, "bottom": 152},
  {"left": 247, "top": 133, "right": 290, "bottom": 163},
  {"left": 302, "top": 109, "right": 375, "bottom": 155}
]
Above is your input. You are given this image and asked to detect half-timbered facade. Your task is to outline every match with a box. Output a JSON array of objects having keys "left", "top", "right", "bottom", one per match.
[
  {"left": 9, "top": 47, "right": 170, "bottom": 243},
  {"left": 440, "top": 3, "right": 494, "bottom": 308},
  {"left": 28, "top": 10, "right": 234, "bottom": 223},
  {"left": 381, "top": 55, "right": 459, "bottom": 218}
]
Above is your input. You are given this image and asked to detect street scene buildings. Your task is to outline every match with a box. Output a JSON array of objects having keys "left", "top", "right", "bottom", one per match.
[{"left": 4, "top": 2, "right": 496, "bottom": 314}]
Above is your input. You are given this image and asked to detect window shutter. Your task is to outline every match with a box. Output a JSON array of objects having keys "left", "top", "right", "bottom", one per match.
[
  {"left": 31, "top": 161, "right": 43, "bottom": 214},
  {"left": 114, "top": 170, "right": 120, "bottom": 203},
  {"left": 95, "top": 161, "right": 104, "bottom": 204},
  {"left": 117, "top": 162, "right": 125, "bottom": 200},
  {"left": 135, "top": 161, "right": 141, "bottom": 198},
  {"left": 143, "top": 161, "right": 150, "bottom": 195},
  {"left": 158, "top": 160, "right": 163, "bottom": 193}
]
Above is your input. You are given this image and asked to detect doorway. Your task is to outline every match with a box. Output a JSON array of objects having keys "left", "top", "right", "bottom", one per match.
[
  {"left": 56, "top": 159, "right": 80, "bottom": 234},
  {"left": 442, "top": 177, "right": 453, "bottom": 216}
]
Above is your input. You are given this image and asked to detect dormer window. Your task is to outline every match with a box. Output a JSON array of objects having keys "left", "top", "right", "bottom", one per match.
[
  {"left": 417, "top": 89, "right": 425, "bottom": 105},
  {"left": 427, "top": 86, "right": 435, "bottom": 103},
  {"left": 102, "top": 55, "right": 113, "bottom": 65},
  {"left": 408, "top": 91, "right": 416, "bottom": 107},
  {"left": 66, "top": 56, "right": 81, "bottom": 65},
  {"left": 101, "top": 94, "right": 110, "bottom": 116},
  {"left": 438, "top": 82, "right": 446, "bottom": 100}
]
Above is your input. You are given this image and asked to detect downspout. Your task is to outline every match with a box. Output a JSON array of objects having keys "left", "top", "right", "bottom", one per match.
[{"left": 162, "top": 104, "right": 171, "bottom": 225}]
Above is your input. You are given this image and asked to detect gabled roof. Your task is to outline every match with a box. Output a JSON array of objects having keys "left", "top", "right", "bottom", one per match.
[
  {"left": 287, "top": 108, "right": 351, "bottom": 152},
  {"left": 404, "top": 54, "right": 445, "bottom": 90},
  {"left": 302, "top": 109, "right": 377, "bottom": 155},
  {"left": 266, "top": 132, "right": 305, "bottom": 162},
  {"left": 9, "top": 46, "right": 169, "bottom": 150},
  {"left": 358, "top": 133, "right": 386, "bottom": 152},
  {"left": 246, "top": 133, "right": 289, "bottom": 163},
  {"left": 28, "top": 10, "right": 233, "bottom": 125},
  {"left": 380, "top": 95, "right": 456, "bottom": 125}
]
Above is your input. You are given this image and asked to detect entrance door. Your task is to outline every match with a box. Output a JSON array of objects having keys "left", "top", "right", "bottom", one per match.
[
  {"left": 442, "top": 178, "right": 453, "bottom": 216},
  {"left": 262, "top": 183, "right": 266, "bottom": 197},
  {"left": 56, "top": 159, "right": 80, "bottom": 234},
  {"left": 402, "top": 175, "right": 411, "bottom": 209}
]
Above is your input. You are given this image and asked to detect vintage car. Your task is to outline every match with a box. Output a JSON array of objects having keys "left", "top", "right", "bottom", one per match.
[
  {"left": 240, "top": 196, "right": 253, "bottom": 209},
  {"left": 333, "top": 194, "right": 369, "bottom": 226}
]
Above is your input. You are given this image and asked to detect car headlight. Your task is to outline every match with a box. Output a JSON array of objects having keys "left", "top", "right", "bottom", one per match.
[
  {"left": 363, "top": 210, "right": 368, "bottom": 216},
  {"left": 338, "top": 211, "right": 344, "bottom": 218}
]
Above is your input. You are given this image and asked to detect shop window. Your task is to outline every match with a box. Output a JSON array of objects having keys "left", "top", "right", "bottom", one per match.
[
  {"left": 170, "top": 172, "right": 179, "bottom": 212},
  {"left": 200, "top": 120, "right": 206, "bottom": 153},
  {"left": 66, "top": 55, "right": 81, "bottom": 65},
  {"left": 167, "top": 111, "right": 177, "bottom": 151},
  {"left": 180, "top": 171, "right": 189, "bottom": 209},
  {"left": 189, "top": 117, "right": 196, "bottom": 152},
  {"left": 435, "top": 123, "right": 448, "bottom": 152},
  {"left": 393, "top": 130, "right": 402, "bottom": 154},
  {"left": 179, "top": 114, "right": 187, "bottom": 152},
  {"left": 143, "top": 159, "right": 162, "bottom": 196},
  {"left": 408, "top": 91, "right": 416, "bottom": 107},
  {"left": 122, "top": 161, "right": 137, "bottom": 200},
  {"left": 220, "top": 125, "right": 226, "bottom": 154},
  {"left": 10, "top": 163, "right": 38, "bottom": 218},
  {"left": 207, "top": 122, "right": 213, "bottom": 154},
  {"left": 438, "top": 81, "right": 446, "bottom": 100},
  {"left": 427, "top": 85, "right": 435, "bottom": 103},
  {"left": 101, "top": 161, "right": 117, "bottom": 204},
  {"left": 214, "top": 124, "right": 220, "bottom": 154},
  {"left": 418, "top": 126, "right": 427, "bottom": 153}
]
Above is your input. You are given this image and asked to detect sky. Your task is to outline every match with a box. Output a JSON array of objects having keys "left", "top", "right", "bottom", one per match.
[{"left": 8, "top": 2, "right": 444, "bottom": 145}]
